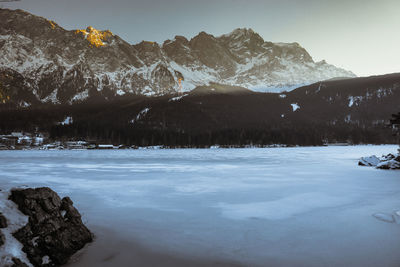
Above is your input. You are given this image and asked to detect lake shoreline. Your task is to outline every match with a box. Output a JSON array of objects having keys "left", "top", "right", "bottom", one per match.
[
  {"left": 0, "top": 143, "right": 397, "bottom": 151},
  {"left": 66, "top": 225, "right": 245, "bottom": 267}
]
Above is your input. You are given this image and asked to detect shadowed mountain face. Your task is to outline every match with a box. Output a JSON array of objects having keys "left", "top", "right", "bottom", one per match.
[
  {"left": 0, "top": 8, "right": 355, "bottom": 106},
  {"left": 1, "top": 73, "right": 399, "bottom": 146}
]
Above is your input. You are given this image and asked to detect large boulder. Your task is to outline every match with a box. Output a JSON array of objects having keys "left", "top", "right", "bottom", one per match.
[
  {"left": 358, "top": 155, "right": 380, "bottom": 166},
  {"left": 9, "top": 187, "right": 93, "bottom": 266}
]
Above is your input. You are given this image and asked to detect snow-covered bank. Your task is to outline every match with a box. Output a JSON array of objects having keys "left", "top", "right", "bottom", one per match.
[
  {"left": 0, "top": 190, "right": 31, "bottom": 267},
  {"left": 1, "top": 145, "right": 400, "bottom": 266}
]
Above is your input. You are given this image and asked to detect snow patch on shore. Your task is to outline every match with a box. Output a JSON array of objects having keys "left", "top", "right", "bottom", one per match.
[
  {"left": 291, "top": 103, "right": 300, "bottom": 112},
  {"left": 0, "top": 189, "right": 32, "bottom": 267},
  {"left": 169, "top": 94, "right": 188, "bottom": 102},
  {"left": 59, "top": 116, "right": 73, "bottom": 126},
  {"left": 130, "top": 108, "right": 151, "bottom": 125}
]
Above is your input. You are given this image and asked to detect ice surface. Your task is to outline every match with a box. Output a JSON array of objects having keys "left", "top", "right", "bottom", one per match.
[
  {"left": 0, "top": 145, "right": 400, "bottom": 266},
  {"left": 217, "top": 193, "right": 351, "bottom": 220},
  {"left": 373, "top": 211, "right": 400, "bottom": 224},
  {"left": 373, "top": 213, "right": 395, "bottom": 223}
]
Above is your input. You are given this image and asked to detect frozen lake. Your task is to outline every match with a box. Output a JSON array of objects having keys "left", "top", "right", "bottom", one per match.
[{"left": 1, "top": 145, "right": 400, "bottom": 266}]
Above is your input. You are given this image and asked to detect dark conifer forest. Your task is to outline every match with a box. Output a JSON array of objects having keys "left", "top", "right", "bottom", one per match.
[{"left": 1, "top": 73, "right": 399, "bottom": 147}]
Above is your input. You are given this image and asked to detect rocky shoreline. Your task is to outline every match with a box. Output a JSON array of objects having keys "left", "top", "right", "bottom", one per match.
[
  {"left": 0, "top": 188, "right": 92, "bottom": 267},
  {"left": 359, "top": 151, "right": 400, "bottom": 169}
]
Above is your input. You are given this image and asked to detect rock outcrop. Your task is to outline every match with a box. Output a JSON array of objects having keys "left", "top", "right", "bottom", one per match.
[
  {"left": 376, "top": 153, "right": 400, "bottom": 169},
  {"left": 0, "top": 187, "right": 92, "bottom": 267},
  {"left": 359, "top": 152, "right": 400, "bottom": 170}
]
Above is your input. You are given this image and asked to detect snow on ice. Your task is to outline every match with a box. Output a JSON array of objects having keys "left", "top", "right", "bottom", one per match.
[{"left": 0, "top": 145, "right": 400, "bottom": 266}]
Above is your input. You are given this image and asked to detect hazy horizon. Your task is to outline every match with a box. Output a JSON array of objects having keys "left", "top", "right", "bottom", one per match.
[{"left": 2, "top": 0, "right": 399, "bottom": 77}]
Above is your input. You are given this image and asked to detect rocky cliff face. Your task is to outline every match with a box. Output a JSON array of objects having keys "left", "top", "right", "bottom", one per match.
[{"left": 0, "top": 8, "right": 355, "bottom": 106}]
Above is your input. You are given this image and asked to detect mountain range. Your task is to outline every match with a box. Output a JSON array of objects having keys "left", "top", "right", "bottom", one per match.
[{"left": 0, "top": 8, "right": 355, "bottom": 106}]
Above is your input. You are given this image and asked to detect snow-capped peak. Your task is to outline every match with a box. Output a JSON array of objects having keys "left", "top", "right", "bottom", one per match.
[
  {"left": 221, "top": 28, "right": 255, "bottom": 38},
  {"left": 75, "top": 26, "right": 113, "bottom": 47}
]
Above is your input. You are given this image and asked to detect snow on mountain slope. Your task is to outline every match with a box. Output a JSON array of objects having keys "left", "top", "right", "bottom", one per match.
[{"left": 0, "top": 9, "right": 355, "bottom": 105}]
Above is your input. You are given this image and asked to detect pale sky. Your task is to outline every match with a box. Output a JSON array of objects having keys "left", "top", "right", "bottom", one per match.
[{"left": 2, "top": 0, "right": 399, "bottom": 77}]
